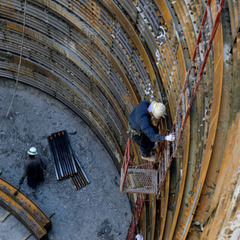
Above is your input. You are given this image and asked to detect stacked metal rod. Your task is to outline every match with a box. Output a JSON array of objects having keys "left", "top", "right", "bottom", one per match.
[
  {"left": 70, "top": 154, "right": 90, "bottom": 191},
  {"left": 48, "top": 130, "right": 78, "bottom": 180},
  {"left": 48, "top": 130, "right": 90, "bottom": 190}
]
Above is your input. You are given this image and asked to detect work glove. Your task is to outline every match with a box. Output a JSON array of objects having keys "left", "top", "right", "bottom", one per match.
[{"left": 165, "top": 133, "right": 175, "bottom": 141}]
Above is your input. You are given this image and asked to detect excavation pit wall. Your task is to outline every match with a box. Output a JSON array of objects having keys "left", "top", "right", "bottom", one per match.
[{"left": 0, "top": 0, "right": 240, "bottom": 240}]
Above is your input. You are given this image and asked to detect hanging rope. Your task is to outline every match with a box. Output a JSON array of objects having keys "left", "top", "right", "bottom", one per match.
[{"left": 0, "top": 0, "right": 27, "bottom": 131}]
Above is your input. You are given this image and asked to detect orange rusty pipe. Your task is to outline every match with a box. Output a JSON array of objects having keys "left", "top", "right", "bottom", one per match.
[
  {"left": 0, "top": 178, "right": 51, "bottom": 230},
  {"left": 0, "top": 189, "right": 48, "bottom": 240}
]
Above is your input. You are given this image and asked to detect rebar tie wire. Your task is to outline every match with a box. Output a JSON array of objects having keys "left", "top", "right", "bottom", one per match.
[{"left": 0, "top": 0, "right": 27, "bottom": 131}]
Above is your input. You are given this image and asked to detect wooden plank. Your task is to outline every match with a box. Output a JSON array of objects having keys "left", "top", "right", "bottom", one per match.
[
  {"left": 21, "top": 232, "right": 32, "bottom": 240},
  {"left": 0, "top": 211, "right": 11, "bottom": 222}
]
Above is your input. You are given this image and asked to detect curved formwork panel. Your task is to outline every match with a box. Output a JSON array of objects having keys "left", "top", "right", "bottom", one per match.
[{"left": 0, "top": 178, "right": 51, "bottom": 239}]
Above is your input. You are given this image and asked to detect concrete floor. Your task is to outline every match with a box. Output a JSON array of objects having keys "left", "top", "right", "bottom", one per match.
[{"left": 0, "top": 79, "right": 131, "bottom": 240}]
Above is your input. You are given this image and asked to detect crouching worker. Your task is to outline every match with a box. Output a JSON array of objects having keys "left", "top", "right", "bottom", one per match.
[
  {"left": 19, "top": 147, "right": 46, "bottom": 189},
  {"left": 128, "top": 100, "right": 175, "bottom": 162}
]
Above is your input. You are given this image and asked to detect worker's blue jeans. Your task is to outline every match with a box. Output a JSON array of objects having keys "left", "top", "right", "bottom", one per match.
[{"left": 132, "top": 133, "right": 155, "bottom": 157}]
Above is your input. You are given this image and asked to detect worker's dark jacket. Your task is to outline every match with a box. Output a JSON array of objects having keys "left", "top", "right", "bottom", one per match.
[
  {"left": 129, "top": 100, "right": 165, "bottom": 142},
  {"left": 23, "top": 158, "right": 45, "bottom": 188},
  {"left": 129, "top": 101, "right": 165, "bottom": 157}
]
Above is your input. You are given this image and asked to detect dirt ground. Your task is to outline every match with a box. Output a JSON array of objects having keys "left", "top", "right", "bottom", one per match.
[{"left": 0, "top": 79, "right": 131, "bottom": 240}]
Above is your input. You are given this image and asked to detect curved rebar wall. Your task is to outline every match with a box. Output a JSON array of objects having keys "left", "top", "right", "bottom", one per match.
[{"left": 0, "top": 0, "right": 240, "bottom": 239}]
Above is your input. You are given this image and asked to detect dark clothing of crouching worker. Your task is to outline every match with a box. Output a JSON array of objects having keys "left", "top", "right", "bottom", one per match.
[
  {"left": 129, "top": 100, "right": 175, "bottom": 161},
  {"left": 19, "top": 147, "right": 46, "bottom": 189}
]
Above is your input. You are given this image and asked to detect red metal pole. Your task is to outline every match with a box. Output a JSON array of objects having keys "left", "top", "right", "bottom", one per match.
[
  {"left": 126, "top": 194, "right": 146, "bottom": 240},
  {"left": 194, "top": 1, "right": 224, "bottom": 92}
]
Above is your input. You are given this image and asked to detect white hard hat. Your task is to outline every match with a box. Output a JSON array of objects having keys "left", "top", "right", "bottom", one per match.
[
  {"left": 150, "top": 101, "right": 166, "bottom": 119},
  {"left": 28, "top": 147, "right": 38, "bottom": 155}
]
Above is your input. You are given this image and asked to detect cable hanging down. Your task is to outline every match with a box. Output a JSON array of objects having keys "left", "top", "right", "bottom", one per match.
[{"left": 0, "top": 0, "right": 27, "bottom": 131}]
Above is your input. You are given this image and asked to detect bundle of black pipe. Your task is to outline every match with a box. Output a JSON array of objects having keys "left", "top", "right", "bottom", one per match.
[
  {"left": 48, "top": 130, "right": 90, "bottom": 190},
  {"left": 70, "top": 154, "right": 90, "bottom": 190}
]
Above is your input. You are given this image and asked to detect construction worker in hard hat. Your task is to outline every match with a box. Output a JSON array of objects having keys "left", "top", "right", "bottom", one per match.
[
  {"left": 128, "top": 100, "right": 175, "bottom": 162},
  {"left": 19, "top": 147, "right": 46, "bottom": 189}
]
